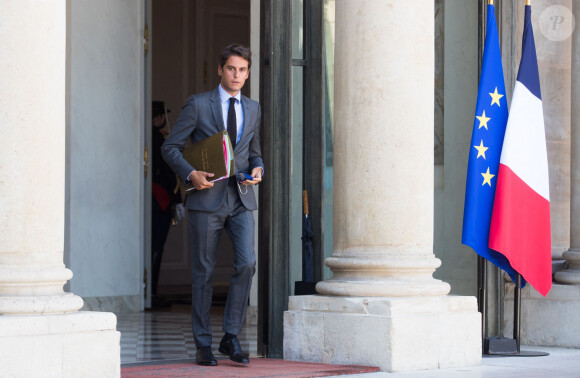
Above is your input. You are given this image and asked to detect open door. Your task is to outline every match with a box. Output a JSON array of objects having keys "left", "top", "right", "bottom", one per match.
[
  {"left": 144, "top": 0, "right": 153, "bottom": 309},
  {"left": 67, "top": 0, "right": 148, "bottom": 309}
]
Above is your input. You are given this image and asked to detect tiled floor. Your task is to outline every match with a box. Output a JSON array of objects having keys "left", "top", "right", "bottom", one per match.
[
  {"left": 118, "top": 305, "right": 580, "bottom": 377},
  {"left": 117, "top": 304, "right": 258, "bottom": 366}
]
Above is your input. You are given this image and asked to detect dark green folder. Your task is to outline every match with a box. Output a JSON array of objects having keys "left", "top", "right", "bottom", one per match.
[{"left": 182, "top": 130, "right": 235, "bottom": 191}]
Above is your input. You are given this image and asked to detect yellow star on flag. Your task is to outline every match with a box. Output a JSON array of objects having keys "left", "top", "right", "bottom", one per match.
[
  {"left": 489, "top": 87, "right": 504, "bottom": 107},
  {"left": 476, "top": 110, "right": 491, "bottom": 130},
  {"left": 481, "top": 167, "right": 495, "bottom": 187},
  {"left": 474, "top": 140, "right": 488, "bottom": 159}
]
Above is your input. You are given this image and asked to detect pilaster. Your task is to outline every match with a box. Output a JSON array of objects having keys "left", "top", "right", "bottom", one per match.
[
  {"left": 536, "top": 0, "right": 573, "bottom": 259},
  {"left": 555, "top": 1, "right": 580, "bottom": 284}
]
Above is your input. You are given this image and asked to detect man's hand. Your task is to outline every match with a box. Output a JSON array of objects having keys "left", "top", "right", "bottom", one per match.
[
  {"left": 242, "top": 167, "right": 263, "bottom": 186},
  {"left": 189, "top": 170, "right": 215, "bottom": 190}
]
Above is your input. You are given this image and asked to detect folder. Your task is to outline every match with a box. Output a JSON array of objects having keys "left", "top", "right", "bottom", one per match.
[{"left": 182, "top": 130, "right": 235, "bottom": 191}]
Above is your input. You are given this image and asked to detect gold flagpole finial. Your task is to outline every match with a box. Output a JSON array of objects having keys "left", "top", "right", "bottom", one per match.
[
  {"left": 488, "top": 0, "right": 493, "bottom": 5},
  {"left": 526, "top": 0, "right": 530, "bottom": 5}
]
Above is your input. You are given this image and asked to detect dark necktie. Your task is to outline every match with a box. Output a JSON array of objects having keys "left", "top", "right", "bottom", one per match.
[{"left": 227, "top": 97, "right": 237, "bottom": 148}]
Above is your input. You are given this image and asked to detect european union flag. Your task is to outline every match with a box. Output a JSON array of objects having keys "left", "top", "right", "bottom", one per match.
[{"left": 462, "top": 3, "right": 521, "bottom": 284}]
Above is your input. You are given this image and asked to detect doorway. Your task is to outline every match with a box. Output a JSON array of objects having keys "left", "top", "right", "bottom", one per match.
[
  {"left": 148, "top": 0, "right": 257, "bottom": 329},
  {"left": 146, "top": 0, "right": 330, "bottom": 359}
]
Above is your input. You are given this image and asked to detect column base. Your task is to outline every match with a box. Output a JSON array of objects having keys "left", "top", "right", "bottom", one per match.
[
  {"left": 316, "top": 279, "right": 451, "bottom": 297},
  {"left": 0, "top": 311, "right": 120, "bottom": 377},
  {"left": 0, "top": 293, "right": 84, "bottom": 314},
  {"left": 284, "top": 295, "right": 481, "bottom": 372},
  {"left": 554, "top": 250, "right": 580, "bottom": 284}
]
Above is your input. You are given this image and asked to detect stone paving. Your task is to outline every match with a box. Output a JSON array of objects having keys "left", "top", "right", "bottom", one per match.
[{"left": 339, "top": 346, "right": 580, "bottom": 378}]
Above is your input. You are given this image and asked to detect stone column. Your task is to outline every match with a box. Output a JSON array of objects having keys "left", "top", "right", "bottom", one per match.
[
  {"left": 284, "top": 0, "right": 481, "bottom": 372},
  {"left": 315, "top": 0, "right": 449, "bottom": 298},
  {"left": 538, "top": 1, "right": 573, "bottom": 261},
  {"left": 0, "top": 2, "right": 119, "bottom": 376},
  {"left": 555, "top": 2, "right": 580, "bottom": 284},
  {"left": 0, "top": 4, "right": 83, "bottom": 316}
]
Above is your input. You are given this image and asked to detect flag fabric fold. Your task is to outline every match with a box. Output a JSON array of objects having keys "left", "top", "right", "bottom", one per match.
[
  {"left": 462, "top": 3, "right": 521, "bottom": 284},
  {"left": 489, "top": 4, "right": 552, "bottom": 297}
]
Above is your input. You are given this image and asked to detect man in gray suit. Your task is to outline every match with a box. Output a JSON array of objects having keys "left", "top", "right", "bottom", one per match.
[{"left": 161, "top": 44, "right": 263, "bottom": 366}]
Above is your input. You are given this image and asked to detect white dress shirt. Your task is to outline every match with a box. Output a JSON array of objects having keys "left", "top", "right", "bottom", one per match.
[{"left": 218, "top": 84, "right": 244, "bottom": 144}]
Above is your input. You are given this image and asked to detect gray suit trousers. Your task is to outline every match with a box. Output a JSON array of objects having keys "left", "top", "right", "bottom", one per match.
[{"left": 188, "top": 182, "right": 256, "bottom": 348}]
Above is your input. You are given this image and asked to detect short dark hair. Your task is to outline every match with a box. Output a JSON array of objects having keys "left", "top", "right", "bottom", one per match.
[{"left": 219, "top": 44, "right": 252, "bottom": 69}]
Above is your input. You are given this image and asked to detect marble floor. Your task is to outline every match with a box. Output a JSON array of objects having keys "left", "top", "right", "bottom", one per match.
[
  {"left": 117, "top": 304, "right": 258, "bottom": 366},
  {"left": 117, "top": 305, "right": 580, "bottom": 377},
  {"left": 337, "top": 346, "right": 580, "bottom": 378}
]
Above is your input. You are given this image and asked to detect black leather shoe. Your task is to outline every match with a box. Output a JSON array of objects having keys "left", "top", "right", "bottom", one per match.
[
  {"left": 196, "top": 346, "right": 217, "bottom": 366},
  {"left": 219, "top": 337, "right": 249, "bottom": 364}
]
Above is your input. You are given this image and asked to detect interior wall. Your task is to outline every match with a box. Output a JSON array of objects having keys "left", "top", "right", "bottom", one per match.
[
  {"left": 67, "top": 0, "right": 144, "bottom": 304},
  {"left": 152, "top": 0, "right": 254, "bottom": 299},
  {"left": 151, "top": 0, "right": 196, "bottom": 289},
  {"left": 151, "top": 0, "right": 196, "bottom": 131},
  {"left": 534, "top": 0, "right": 572, "bottom": 260}
]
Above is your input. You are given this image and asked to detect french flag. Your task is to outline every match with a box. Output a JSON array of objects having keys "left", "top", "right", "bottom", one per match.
[{"left": 489, "top": 4, "right": 551, "bottom": 296}]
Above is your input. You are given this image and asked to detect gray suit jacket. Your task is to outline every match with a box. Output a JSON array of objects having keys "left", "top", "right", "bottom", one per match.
[{"left": 161, "top": 88, "right": 263, "bottom": 212}]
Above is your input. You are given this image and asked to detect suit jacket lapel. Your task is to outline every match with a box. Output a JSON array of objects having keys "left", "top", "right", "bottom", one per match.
[{"left": 210, "top": 88, "right": 225, "bottom": 132}]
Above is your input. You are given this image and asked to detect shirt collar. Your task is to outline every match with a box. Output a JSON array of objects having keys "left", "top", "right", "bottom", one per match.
[{"left": 218, "top": 84, "right": 241, "bottom": 104}]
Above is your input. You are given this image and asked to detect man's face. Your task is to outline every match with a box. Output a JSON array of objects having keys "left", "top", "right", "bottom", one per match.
[{"left": 218, "top": 55, "right": 249, "bottom": 96}]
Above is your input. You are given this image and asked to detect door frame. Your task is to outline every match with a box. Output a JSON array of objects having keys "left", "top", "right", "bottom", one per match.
[
  {"left": 143, "top": 0, "right": 153, "bottom": 310},
  {"left": 258, "top": 0, "right": 325, "bottom": 358}
]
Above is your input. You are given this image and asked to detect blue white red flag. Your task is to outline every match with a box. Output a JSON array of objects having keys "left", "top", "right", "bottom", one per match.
[
  {"left": 462, "top": 3, "right": 522, "bottom": 284},
  {"left": 489, "top": 4, "right": 551, "bottom": 296}
]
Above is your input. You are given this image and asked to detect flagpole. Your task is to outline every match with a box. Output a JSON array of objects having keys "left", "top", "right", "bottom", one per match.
[
  {"left": 478, "top": 258, "right": 487, "bottom": 346},
  {"left": 506, "top": 0, "right": 549, "bottom": 358},
  {"left": 510, "top": 274, "right": 549, "bottom": 356},
  {"left": 478, "top": 8, "right": 490, "bottom": 351},
  {"left": 514, "top": 273, "right": 522, "bottom": 353},
  {"left": 473, "top": 0, "right": 549, "bottom": 358},
  {"left": 477, "top": 0, "right": 488, "bottom": 350},
  {"left": 468, "top": 0, "right": 548, "bottom": 357}
]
